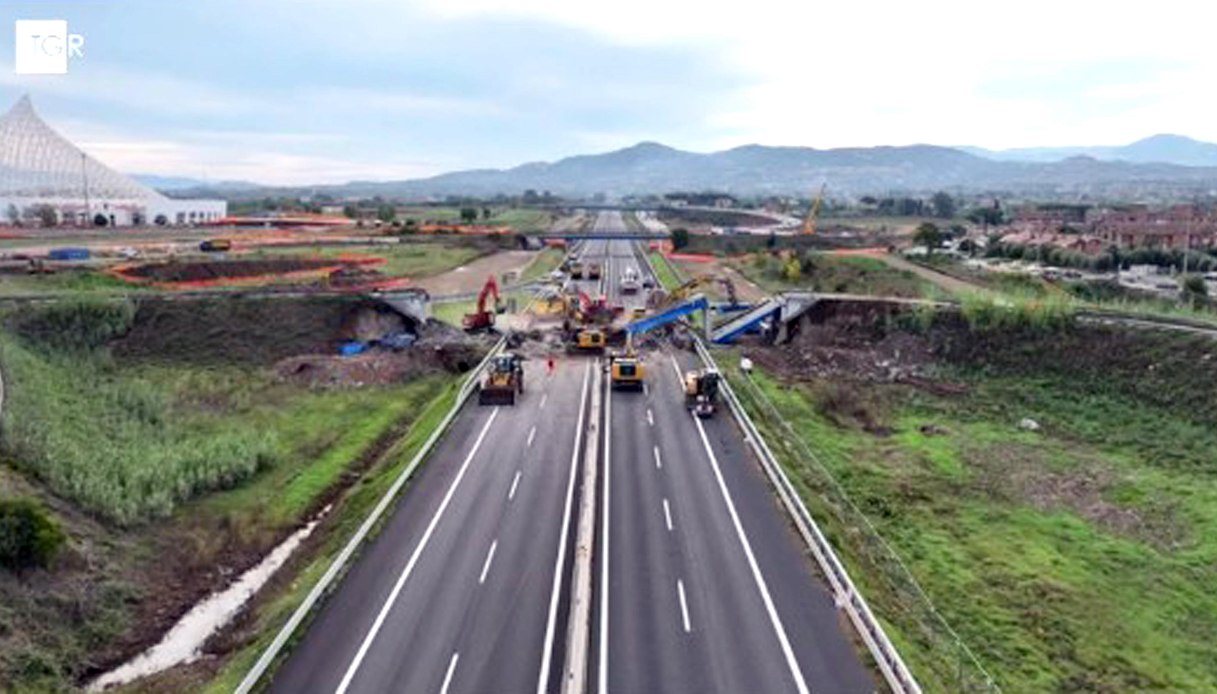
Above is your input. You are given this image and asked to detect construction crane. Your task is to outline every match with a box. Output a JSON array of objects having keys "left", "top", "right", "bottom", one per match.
[
  {"left": 801, "top": 183, "right": 826, "bottom": 235},
  {"left": 463, "top": 275, "right": 502, "bottom": 332}
]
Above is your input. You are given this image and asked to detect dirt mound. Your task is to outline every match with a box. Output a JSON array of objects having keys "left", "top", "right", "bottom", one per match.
[
  {"left": 275, "top": 342, "right": 483, "bottom": 389},
  {"left": 749, "top": 301, "right": 934, "bottom": 383},
  {"left": 113, "top": 296, "right": 398, "bottom": 365},
  {"left": 120, "top": 258, "right": 339, "bottom": 283}
]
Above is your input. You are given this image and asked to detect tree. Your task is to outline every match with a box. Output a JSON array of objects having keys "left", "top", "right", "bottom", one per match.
[
  {"left": 93, "top": 213, "right": 108, "bottom": 227},
  {"left": 460, "top": 207, "right": 478, "bottom": 223},
  {"left": 482, "top": 207, "right": 492, "bottom": 220},
  {"left": 671, "top": 227, "right": 690, "bottom": 250},
  {"left": 1181, "top": 274, "right": 1208, "bottom": 307},
  {"left": 5, "top": 203, "right": 19, "bottom": 226},
  {"left": 930, "top": 191, "right": 956, "bottom": 219},
  {"left": 31, "top": 204, "right": 57, "bottom": 228},
  {"left": 376, "top": 205, "right": 396, "bottom": 223},
  {"left": 913, "top": 222, "right": 943, "bottom": 255}
]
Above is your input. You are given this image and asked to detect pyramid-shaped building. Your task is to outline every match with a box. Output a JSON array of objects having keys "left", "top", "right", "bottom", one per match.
[{"left": 0, "top": 95, "right": 225, "bottom": 227}]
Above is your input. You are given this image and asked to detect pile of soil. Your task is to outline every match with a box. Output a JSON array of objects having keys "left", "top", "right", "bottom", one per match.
[
  {"left": 275, "top": 342, "right": 482, "bottom": 389},
  {"left": 747, "top": 300, "right": 933, "bottom": 383},
  {"left": 113, "top": 296, "right": 426, "bottom": 366},
  {"left": 119, "top": 258, "right": 340, "bottom": 283}
]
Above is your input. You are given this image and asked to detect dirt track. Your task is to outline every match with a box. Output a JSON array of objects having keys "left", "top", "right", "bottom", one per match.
[{"left": 413, "top": 250, "right": 537, "bottom": 294}]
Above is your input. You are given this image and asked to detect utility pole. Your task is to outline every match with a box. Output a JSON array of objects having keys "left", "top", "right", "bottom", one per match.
[{"left": 80, "top": 152, "right": 89, "bottom": 227}]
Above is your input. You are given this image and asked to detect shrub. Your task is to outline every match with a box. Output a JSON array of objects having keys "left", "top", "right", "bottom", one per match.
[
  {"left": 0, "top": 498, "right": 66, "bottom": 570},
  {"left": 9, "top": 299, "right": 135, "bottom": 352}
]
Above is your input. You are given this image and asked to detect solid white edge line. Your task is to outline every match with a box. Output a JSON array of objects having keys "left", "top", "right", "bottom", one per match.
[
  {"left": 676, "top": 579, "right": 692, "bottom": 633},
  {"left": 663, "top": 498, "right": 673, "bottom": 532},
  {"left": 440, "top": 652, "right": 459, "bottom": 694},
  {"left": 598, "top": 361, "right": 612, "bottom": 694},
  {"left": 537, "top": 360, "right": 592, "bottom": 694},
  {"left": 653, "top": 445, "right": 662, "bottom": 470},
  {"left": 479, "top": 540, "right": 498, "bottom": 584},
  {"left": 509, "top": 470, "right": 522, "bottom": 501},
  {"left": 528, "top": 426, "right": 537, "bottom": 447},
  {"left": 691, "top": 412, "right": 810, "bottom": 694},
  {"left": 334, "top": 408, "right": 500, "bottom": 694}
]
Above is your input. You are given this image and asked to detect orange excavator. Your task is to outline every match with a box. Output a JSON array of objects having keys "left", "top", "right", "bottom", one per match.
[{"left": 463, "top": 275, "right": 503, "bottom": 332}]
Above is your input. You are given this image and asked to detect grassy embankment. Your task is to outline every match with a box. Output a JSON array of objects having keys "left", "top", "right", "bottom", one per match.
[
  {"left": 519, "top": 247, "right": 566, "bottom": 284},
  {"left": 647, "top": 251, "right": 682, "bottom": 291},
  {"left": 0, "top": 299, "right": 459, "bottom": 690},
  {"left": 730, "top": 311, "right": 1217, "bottom": 691},
  {"left": 733, "top": 252, "right": 941, "bottom": 300}
]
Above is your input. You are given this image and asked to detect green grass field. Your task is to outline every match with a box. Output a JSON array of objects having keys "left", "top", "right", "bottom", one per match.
[
  {"left": 734, "top": 332, "right": 1217, "bottom": 691},
  {"left": 735, "top": 252, "right": 940, "bottom": 299},
  {"left": 648, "top": 251, "right": 682, "bottom": 291},
  {"left": 251, "top": 242, "right": 483, "bottom": 278},
  {"left": 519, "top": 247, "right": 566, "bottom": 283},
  {"left": 488, "top": 208, "right": 550, "bottom": 229}
]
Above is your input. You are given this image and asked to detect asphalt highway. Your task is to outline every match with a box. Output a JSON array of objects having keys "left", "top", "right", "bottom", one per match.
[
  {"left": 586, "top": 212, "right": 873, "bottom": 693},
  {"left": 268, "top": 210, "right": 873, "bottom": 694},
  {"left": 271, "top": 361, "right": 592, "bottom": 694}
]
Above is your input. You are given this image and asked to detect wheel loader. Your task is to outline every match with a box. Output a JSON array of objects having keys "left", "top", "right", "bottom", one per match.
[{"left": 478, "top": 353, "right": 525, "bottom": 406}]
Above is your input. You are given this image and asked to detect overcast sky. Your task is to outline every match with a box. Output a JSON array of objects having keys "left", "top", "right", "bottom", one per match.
[{"left": 1, "top": 0, "right": 1211, "bottom": 184}]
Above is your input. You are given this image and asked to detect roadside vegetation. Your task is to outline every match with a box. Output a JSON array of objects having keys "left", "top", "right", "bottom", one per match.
[
  {"left": 250, "top": 241, "right": 484, "bottom": 278},
  {"left": 0, "top": 297, "right": 462, "bottom": 691},
  {"left": 519, "top": 247, "right": 566, "bottom": 283},
  {"left": 731, "top": 309, "right": 1217, "bottom": 691}
]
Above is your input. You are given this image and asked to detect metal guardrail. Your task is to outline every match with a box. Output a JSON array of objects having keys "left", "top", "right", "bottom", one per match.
[
  {"left": 692, "top": 338, "right": 928, "bottom": 694},
  {"left": 234, "top": 335, "right": 505, "bottom": 694}
]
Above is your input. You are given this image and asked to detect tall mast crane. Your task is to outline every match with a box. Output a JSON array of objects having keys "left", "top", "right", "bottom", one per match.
[{"left": 801, "top": 183, "right": 826, "bottom": 235}]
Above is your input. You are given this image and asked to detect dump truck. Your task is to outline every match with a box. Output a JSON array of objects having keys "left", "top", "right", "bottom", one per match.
[
  {"left": 479, "top": 353, "right": 525, "bottom": 405},
  {"left": 586, "top": 262, "right": 602, "bottom": 280},
  {"left": 684, "top": 368, "right": 721, "bottom": 418},
  {"left": 569, "top": 260, "right": 585, "bottom": 280}
]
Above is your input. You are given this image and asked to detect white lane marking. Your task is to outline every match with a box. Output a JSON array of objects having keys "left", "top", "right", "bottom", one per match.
[
  {"left": 663, "top": 498, "right": 673, "bottom": 532},
  {"left": 598, "top": 364, "right": 612, "bottom": 694},
  {"left": 677, "top": 579, "right": 692, "bottom": 633},
  {"left": 334, "top": 409, "right": 500, "bottom": 694},
  {"left": 537, "top": 361, "right": 593, "bottom": 694},
  {"left": 643, "top": 383, "right": 649, "bottom": 397},
  {"left": 646, "top": 408, "right": 654, "bottom": 427},
  {"left": 540, "top": 393, "right": 548, "bottom": 409},
  {"left": 479, "top": 540, "right": 498, "bottom": 584},
  {"left": 440, "top": 652, "right": 459, "bottom": 694},
  {"left": 527, "top": 425, "right": 537, "bottom": 447},
  {"left": 653, "top": 445, "right": 662, "bottom": 470},
  {"left": 691, "top": 414, "right": 810, "bottom": 694},
  {"left": 508, "top": 470, "right": 522, "bottom": 501},
  {"left": 668, "top": 354, "right": 686, "bottom": 390}
]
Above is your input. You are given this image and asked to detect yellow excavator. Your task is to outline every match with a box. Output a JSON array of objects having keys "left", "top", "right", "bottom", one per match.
[{"left": 608, "top": 347, "right": 644, "bottom": 390}]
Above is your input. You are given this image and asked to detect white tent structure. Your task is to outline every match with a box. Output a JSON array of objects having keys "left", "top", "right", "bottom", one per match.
[{"left": 0, "top": 95, "right": 226, "bottom": 227}]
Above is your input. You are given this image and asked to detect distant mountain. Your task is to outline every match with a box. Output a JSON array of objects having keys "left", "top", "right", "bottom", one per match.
[
  {"left": 279, "top": 140, "right": 1217, "bottom": 199},
  {"left": 132, "top": 174, "right": 261, "bottom": 193},
  {"left": 962, "top": 134, "right": 1217, "bottom": 167}
]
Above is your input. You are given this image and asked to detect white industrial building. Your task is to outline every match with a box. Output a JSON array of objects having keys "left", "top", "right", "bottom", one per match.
[{"left": 0, "top": 95, "right": 226, "bottom": 227}]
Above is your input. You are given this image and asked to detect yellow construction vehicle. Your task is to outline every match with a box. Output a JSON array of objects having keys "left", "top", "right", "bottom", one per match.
[
  {"left": 802, "top": 183, "right": 826, "bottom": 236},
  {"left": 478, "top": 353, "right": 525, "bottom": 405},
  {"left": 567, "top": 327, "right": 606, "bottom": 353},
  {"left": 608, "top": 349, "right": 644, "bottom": 390},
  {"left": 683, "top": 368, "right": 721, "bottom": 418}
]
